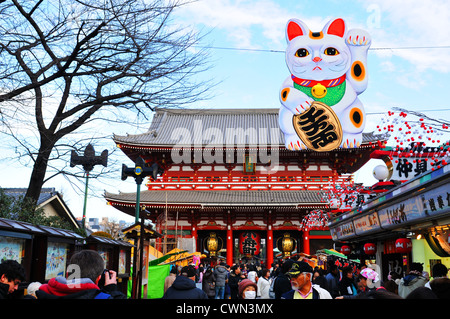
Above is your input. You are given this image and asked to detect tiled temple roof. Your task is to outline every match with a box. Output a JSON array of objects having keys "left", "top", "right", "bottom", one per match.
[
  {"left": 113, "top": 107, "right": 386, "bottom": 147},
  {"left": 105, "top": 190, "right": 325, "bottom": 207}
]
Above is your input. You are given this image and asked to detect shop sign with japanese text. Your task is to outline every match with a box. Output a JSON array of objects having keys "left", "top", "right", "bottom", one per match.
[
  {"left": 378, "top": 183, "right": 450, "bottom": 229},
  {"left": 330, "top": 221, "right": 355, "bottom": 241},
  {"left": 354, "top": 212, "right": 381, "bottom": 235}
]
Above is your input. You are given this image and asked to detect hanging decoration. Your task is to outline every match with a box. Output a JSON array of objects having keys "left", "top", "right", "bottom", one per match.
[
  {"left": 321, "top": 177, "right": 369, "bottom": 213},
  {"left": 321, "top": 108, "right": 450, "bottom": 221},
  {"left": 239, "top": 231, "right": 261, "bottom": 257},
  {"left": 204, "top": 232, "right": 223, "bottom": 257},
  {"left": 363, "top": 242, "right": 377, "bottom": 255},
  {"left": 340, "top": 245, "right": 351, "bottom": 255},
  {"left": 276, "top": 233, "right": 297, "bottom": 257},
  {"left": 372, "top": 108, "right": 450, "bottom": 178},
  {"left": 395, "top": 238, "right": 412, "bottom": 254},
  {"left": 300, "top": 210, "right": 329, "bottom": 230}
]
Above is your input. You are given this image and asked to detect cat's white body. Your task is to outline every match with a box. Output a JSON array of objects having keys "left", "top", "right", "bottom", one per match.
[{"left": 279, "top": 18, "right": 371, "bottom": 150}]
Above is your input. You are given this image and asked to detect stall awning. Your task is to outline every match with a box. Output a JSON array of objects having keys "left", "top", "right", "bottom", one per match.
[
  {"left": 86, "top": 235, "right": 135, "bottom": 247},
  {"left": 0, "top": 217, "right": 84, "bottom": 240}
]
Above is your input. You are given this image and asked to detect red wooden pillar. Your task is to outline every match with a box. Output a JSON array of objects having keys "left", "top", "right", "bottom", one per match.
[
  {"left": 266, "top": 212, "right": 273, "bottom": 268},
  {"left": 226, "top": 226, "right": 233, "bottom": 265},
  {"left": 303, "top": 229, "right": 310, "bottom": 255},
  {"left": 191, "top": 210, "right": 198, "bottom": 251},
  {"left": 267, "top": 226, "right": 273, "bottom": 268},
  {"left": 226, "top": 213, "right": 233, "bottom": 265}
]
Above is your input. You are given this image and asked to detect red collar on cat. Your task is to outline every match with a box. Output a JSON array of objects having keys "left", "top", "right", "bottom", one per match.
[{"left": 291, "top": 74, "right": 346, "bottom": 88}]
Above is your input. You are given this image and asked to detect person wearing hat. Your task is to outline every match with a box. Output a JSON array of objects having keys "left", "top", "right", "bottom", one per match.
[
  {"left": 24, "top": 282, "right": 42, "bottom": 299},
  {"left": 281, "top": 261, "right": 332, "bottom": 299},
  {"left": 238, "top": 279, "right": 258, "bottom": 299},
  {"left": 336, "top": 267, "right": 383, "bottom": 299},
  {"left": 163, "top": 265, "right": 208, "bottom": 299}
]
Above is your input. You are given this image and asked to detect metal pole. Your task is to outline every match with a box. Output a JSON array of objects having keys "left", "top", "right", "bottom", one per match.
[
  {"left": 133, "top": 182, "right": 142, "bottom": 299},
  {"left": 82, "top": 171, "right": 89, "bottom": 229},
  {"left": 135, "top": 183, "right": 141, "bottom": 224},
  {"left": 139, "top": 216, "right": 145, "bottom": 299}
]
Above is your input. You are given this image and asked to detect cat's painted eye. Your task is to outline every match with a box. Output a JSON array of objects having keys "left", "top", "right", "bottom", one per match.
[
  {"left": 324, "top": 47, "right": 339, "bottom": 56},
  {"left": 295, "top": 48, "right": 309, "bottom": 57}
]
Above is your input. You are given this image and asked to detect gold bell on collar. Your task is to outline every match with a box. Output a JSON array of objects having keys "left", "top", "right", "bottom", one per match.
[{"left": 311, "top": 83, "right": 327, "bottom": 99}]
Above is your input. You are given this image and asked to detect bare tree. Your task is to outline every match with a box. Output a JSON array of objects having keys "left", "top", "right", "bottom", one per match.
[{"left": 0, "top": 0, "right": 212, "bottom": 202}]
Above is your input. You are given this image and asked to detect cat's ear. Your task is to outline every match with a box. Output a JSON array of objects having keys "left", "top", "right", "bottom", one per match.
[
  {"left": 323, "top": 18, "right": 346, "bottom": 38},
  {"left": 286, "top": 19, "right": 309, "bottom": 42}
]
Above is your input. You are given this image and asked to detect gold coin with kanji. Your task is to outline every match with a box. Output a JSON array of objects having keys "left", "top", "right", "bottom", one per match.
[{"left": 292, "top": 101, "right": 343, "bottom": 152}]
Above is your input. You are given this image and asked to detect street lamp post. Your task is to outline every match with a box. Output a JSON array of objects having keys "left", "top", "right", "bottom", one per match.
[
  {"left": 70, "top": 144, "right": 108, "bottom": 229},
  {"left": 121, "top": 156, "right": 163, "bottom": 299},
  {"left": 121, "top": 157, "right": 163, "bottom": 223}
]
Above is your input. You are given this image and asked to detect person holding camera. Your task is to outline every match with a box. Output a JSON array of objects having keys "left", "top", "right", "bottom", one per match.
[{"left": 36, "top": 250, "right": 127, "bottom": 299}]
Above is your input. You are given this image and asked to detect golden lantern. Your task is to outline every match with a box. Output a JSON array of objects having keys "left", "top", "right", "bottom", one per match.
[
  {"left": 277, "top": 233, "right": 296, "bottom": 257},
  {"left": 205, "top": 232, "right": 221, "bottom": 257}
]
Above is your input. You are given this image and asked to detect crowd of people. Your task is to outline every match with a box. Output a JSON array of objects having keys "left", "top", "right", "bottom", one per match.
[
  {"left": 1, "top": 252, "right": 450, "bottom": 300},
  {"left": 0, "top": 250, "right": 127, "bottom": 300},
  {"left": 162, "top": 257, "right": 450, "bottom": 300}
]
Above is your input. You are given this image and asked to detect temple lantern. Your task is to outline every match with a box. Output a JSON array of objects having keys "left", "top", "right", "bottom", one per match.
[
  {"left": 239, "top": 231, "right": 261, "bottom": 257},
  {"left": 277, "top": 233, "right": 296, "bottom": 257},
  {"left": 395, "top": 238, "right": 412, "bottom": 254},
  {"left": 205, "top": 232, "right": 222, "bottom": 257},
  {"left": 363, "top": 243, "right": 377, "bottom": 255},
  {"left": 340, "top": 245, "right": 351, "bottom": 255}
]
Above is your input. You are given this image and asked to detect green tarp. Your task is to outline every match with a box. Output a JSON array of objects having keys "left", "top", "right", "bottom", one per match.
[
  {"left": 127, "top": 264, "right": 170, "bottom": 299},
  {"left": 147, "top": 264, "right": 170, "bottom": 299}
]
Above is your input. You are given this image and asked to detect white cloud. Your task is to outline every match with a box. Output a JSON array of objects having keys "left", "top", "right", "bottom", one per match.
[
  {"left": 177, "top": 0, "right": 450, "bottom": 73},
  {"left": 175, "top": 0, "right": 328, "bottom": 49},
  {"left": 361, "top": 0, "right": 450, "bottom": 73}
]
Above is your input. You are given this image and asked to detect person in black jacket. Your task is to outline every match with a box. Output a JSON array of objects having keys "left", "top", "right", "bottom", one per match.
[
  {"left": 163, "top": 265, "right": 208, "bottom": 299},
  {"left": 273, "top": 259, "right": 294, "bottom": 299},
  {"left": 0, "top": 259, "right": 26, "bottom": 299},
  {"left": 202, "top": 267, "right": 216, "bottom": 299},
  {"left": 312, "top": 267, "right": 329, "bottom": 291},
  {"left": 228, "top": 265, "right": 244, "bottom": 299},
  {"left": 338, "top": 266, "right": 357, "bottom": 297}
]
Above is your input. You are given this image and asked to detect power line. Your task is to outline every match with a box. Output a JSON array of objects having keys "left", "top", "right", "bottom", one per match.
[{"left": 195, "top": 45, "right": 450, "bottom": 54}]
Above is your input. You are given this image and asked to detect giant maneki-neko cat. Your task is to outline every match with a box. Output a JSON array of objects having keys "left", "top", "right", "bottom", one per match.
[{"left": 279, "top": 18, "right": 371, "bottom": 152}]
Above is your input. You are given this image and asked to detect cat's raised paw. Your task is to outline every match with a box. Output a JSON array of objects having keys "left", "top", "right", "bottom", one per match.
[{"left": 346, "top": 29, "right": 371, "bottom": 46}]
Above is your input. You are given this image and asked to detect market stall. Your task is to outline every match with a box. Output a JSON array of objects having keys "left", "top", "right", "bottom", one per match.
[{"left": 84, "top": 234, "right": 134, "bottom": 295}]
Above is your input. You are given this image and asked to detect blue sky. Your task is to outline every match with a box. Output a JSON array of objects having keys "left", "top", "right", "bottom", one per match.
[
  {"left": 174, "top": 0, "right": 450, "bottom": 119},
  {"left": 173, "top": 0, "right": 450, "bottom": 188},
  {"left": 1, "top": 0, "right": 449, "bottom": 223}
]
